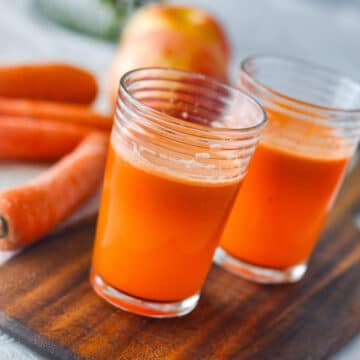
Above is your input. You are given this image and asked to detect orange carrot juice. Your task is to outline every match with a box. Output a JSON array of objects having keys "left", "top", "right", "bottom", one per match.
[
  {"left": 220, "top": 141, "right": 349, "bottom": 269},
  {"left": 91, "top": 67, "right": 267, "bottom": 316},
  {"left": 92, "top": 138, "right": 240, "bottom": 302},
  {"left": 215, "top": 55, "right": 360, "bottom": 283}
]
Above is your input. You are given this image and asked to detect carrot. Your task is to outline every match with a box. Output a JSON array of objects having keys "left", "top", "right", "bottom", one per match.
[
  {"left": 0, "top": 133, "right": 108, "bottom": 250},
  {"left": 0, "top": 117, "right": 100, "bottom": 161},
  {"left": 0, "top": 63, "right": 98, "bottom": 104},
  {"left": 0, "top": 98, "right": 113, "bottom": 131}
]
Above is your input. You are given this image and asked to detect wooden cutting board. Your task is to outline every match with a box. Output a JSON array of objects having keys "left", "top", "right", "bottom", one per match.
[{"left": 0, "top": 162, "right": 359, "bottom": 360}]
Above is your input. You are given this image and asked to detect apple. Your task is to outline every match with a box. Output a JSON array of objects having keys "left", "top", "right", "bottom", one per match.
[
  {"left": 109, "top": 4, "right": 231, "bottom": 107},
  {"left": 122, "top": 4, "right": 230, "bottom": 62},
  {"left": 109, "top": 30, "right": 228, "bottom": 106}
]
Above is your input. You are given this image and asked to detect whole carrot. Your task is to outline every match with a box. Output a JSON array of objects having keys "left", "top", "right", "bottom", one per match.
[
  {"left": 0, "top": 63, "right": 98, "bottom": 104},
  {"left": 0, "top": 133, "right": 108, "bottom": 250},
  {"left": 0, "top": 117, "right": 99, "bottom": 161},
  {"left": 0, "top": 98, "right": 112, "bottom": 131}
]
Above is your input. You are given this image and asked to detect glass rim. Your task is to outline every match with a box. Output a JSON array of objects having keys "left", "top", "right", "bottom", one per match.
[
  {"left": 119, "top": 67, "right": 267, "bottom": 136},
  {"left": 240, "top": 54, "right": 360, "bottom": 115}
]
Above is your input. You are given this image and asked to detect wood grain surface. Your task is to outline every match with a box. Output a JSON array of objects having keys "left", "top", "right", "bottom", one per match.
[{"left": 0, "top": 162, "right": 359, "bottom": 360}]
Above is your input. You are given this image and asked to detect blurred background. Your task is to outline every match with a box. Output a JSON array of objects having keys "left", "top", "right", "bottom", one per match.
[{"left": 2, "top": 0, "right": 360, "bottom": 111}]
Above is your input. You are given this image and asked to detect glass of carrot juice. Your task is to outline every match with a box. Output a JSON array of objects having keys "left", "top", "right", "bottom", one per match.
[
  {"left": 216, "top": 56, "right": 360, "bottom": 284},
  {"left": 91, "top": 68, "right": 267, "bottom": 317}
]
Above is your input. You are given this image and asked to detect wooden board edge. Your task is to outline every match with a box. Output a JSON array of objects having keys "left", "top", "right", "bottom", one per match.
[{"left": 0, "top": 311, "right": 83, "bottom": 360}]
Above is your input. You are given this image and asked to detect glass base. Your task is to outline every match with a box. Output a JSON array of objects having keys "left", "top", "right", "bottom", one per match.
[
  {"left": 90, "top": 270, "right": 200, "bottom": 318},
  {"left": 214, "top": 248, "right": 307, "bottom": 284}
]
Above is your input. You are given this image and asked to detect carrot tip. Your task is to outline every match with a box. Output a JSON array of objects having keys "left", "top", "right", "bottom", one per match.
[{"left": 0, "top": 215, "right": 8, "bottom": 238}]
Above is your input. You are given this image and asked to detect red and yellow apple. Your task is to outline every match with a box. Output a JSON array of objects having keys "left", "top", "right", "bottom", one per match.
[
  {"left": 121, "top": 4, "right": 230, "bottom": 62},
  {"left": 109, "top": 4, "right": 231, "bottom": 106}
]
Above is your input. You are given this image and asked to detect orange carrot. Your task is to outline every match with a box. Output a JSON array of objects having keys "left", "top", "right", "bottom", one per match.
[
  {"left": 0, "top": 98, "right": 113, "bottom": 131},
  {"left": 0, "top": 63, "right": 98, "bottom": 104},
  {"left": 0, "top": 133, "right": 108, "bottom": 250},
  {"left": 0, "top": 117, "right": 101, "bottom": 161}
]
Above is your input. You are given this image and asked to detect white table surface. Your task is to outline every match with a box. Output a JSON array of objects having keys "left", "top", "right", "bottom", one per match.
[{"left": 0, "top": 0, "right": 359, "bottom": 358}]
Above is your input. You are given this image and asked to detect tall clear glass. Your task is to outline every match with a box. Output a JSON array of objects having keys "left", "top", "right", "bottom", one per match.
[
  {"left": 216, "top": 56, "right": 360, "bottom": 283},
  {"left": 91, "top": 68, "right": 266, "bottom": 317}
]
